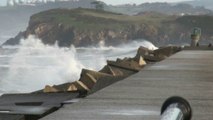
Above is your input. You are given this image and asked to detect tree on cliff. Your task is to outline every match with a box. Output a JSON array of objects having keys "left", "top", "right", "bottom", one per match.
[{"left": 91, "top": 1, "right": 104, "bottom": 10}]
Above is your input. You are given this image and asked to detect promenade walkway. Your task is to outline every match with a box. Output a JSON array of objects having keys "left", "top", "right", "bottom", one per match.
[{"left": 42, "top": 50, "right": 213, "bottom": 120}]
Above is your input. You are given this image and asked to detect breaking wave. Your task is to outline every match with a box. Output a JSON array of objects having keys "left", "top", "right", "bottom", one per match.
[
  {"left": 0, "top": 35, "right": 157, "bottom": 93},
  {"left": 0, "top": 35, "right": 84, "bottom": 93}
]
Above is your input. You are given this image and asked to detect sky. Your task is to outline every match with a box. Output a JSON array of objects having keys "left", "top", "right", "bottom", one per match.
[
  {"left": 0, "top": 0, "right": 188, "bottom": 6},
  {"left": 99, "top": 0, "right": 187, "bottom": 5}
]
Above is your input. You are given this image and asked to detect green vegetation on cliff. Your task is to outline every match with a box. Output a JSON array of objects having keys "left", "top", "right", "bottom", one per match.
[
  {"left": 4, "top": 8, "right": 213, "bottom": 47},
  {"left": 176, "top": 15, "right": 213, "bottom": 35},
  {"left": 21, "top": 8, "right": 175, "bottom": 46},
  {"left": 30, "top": 8, "right": 172, "bottom": 31}
]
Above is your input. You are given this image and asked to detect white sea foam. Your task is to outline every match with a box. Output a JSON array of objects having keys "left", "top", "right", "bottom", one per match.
[
  {"left": 0, "top": 36, "right": 157, "bottom": 93},
  {"left": 0, "top": 35, "right": 84, "bottom": 93}
]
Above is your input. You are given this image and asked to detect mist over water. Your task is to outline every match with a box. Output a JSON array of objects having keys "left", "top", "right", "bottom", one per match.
[
  {"left": 0, "top": 36, "right": 85, "bottom": 93},
  {"left": 0, "top": 35, "right": 157, "bottom": 94}
]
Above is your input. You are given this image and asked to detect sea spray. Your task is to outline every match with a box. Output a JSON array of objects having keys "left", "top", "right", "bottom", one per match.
[
  {"left": 0, "top": 36, "right": 158, "bottom": 93},
  {"left": 117, "top": 40, "right": 158, "bottom": 51},
  {"left": 0, "top": 35, "right": 84, "bottom": 93}
]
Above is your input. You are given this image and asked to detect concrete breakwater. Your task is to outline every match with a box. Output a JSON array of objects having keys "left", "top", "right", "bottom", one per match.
[
  {"left": 41, "top": 46, "right": 182, "bottom": 95},
  {"left": 0, "top": 45, "right": 181, "bottom": 120}
]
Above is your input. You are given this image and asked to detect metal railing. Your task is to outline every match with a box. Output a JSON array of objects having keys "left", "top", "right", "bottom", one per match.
[{"left": 161, "top": 96, "right": 192, "bottom": 120}]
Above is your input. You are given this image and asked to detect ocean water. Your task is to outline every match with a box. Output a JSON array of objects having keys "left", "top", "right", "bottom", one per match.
[{"left": 0, "top": 35, "right": 157, "bottom": 94}]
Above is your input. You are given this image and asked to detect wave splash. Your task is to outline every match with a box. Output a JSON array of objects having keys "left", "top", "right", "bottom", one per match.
[
  {"left": 0, "top": 36, "right": 157, "bottom": 93},
  {"left": 0, "top": 35, "right": 84, "bottom": 93}
]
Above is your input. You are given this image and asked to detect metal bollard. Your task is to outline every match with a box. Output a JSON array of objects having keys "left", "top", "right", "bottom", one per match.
[
  {"left": 190, "top": 27, "right": 201, "bottom": 47},
  {"left": 161, "top": 96, "right": 192, "bottom": 120}
]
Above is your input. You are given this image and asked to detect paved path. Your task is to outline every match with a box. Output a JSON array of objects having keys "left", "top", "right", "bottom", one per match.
[{"left": 41, "top": 50, "right": 213, "bottom": 120}]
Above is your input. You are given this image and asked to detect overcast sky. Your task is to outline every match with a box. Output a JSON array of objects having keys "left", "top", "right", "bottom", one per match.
[
  {"left": 99, "top": 0, "right": 187, "bottom": 5},
  {"left": 0, "top": 0, "right": 187, "bottom": 6}
]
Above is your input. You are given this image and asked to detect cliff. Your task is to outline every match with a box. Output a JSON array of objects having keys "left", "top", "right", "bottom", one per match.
[
  {"left": 4, "top": 8, "right": 213, "bottom": 47},
  {"left": 106, "top": 3, "right": 212, "bottom": 15}
]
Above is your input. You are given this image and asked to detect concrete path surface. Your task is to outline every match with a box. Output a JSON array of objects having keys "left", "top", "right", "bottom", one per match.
[{"left": 41, "top": 50, "right": 213, "bottom": 120}]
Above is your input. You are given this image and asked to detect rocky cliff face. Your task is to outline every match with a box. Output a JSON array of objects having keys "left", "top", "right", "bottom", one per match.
[
  {"left": 4, "top": 23, "right": 165, "bottom": 47},
  {"left": 4, "top": 8, "right": 213, "bottom": 47}
]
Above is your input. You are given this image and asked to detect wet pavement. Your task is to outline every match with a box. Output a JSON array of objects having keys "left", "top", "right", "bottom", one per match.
[{"left": 41, "top": 50, "right": 213, "bottom": 120}]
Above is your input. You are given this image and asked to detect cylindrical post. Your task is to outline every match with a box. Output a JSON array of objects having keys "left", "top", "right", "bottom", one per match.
[
  {"left": 161, "top": 96, "right": 192, "bottom": 120},
  {"left": 190, "top": 27, "right": 201, "bottom": 47}
]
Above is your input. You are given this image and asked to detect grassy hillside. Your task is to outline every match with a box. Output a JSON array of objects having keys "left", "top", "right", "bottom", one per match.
[
  {"left": 105, "top": 3, "right": 212, "bottom": 15},
  {"left": 176, "top": 15, "right": 213, "bottom": 35},
  {"left": 30, "top": 8, "right": 173, "bottom": 31},
  {"left": 5, "top": 8, "right": 213, "bottom": 47}
]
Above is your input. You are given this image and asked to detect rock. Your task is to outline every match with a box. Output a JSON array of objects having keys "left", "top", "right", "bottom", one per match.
[
  {"left": 99, "top": 65, "right": 117, "bottom": 76},
  {"left": 154, "top": 46, "right": 182, "bottom": 58},
  {"left": 43, "top": 85, "right": 59, "bottom": 93},
  {"left": 79, "top": 69, "right": 97, "bottom": 90},
  {"left": 67, "top": 84, "right": 78, "bottom": 91},
  {"left": 3, "top": 32, "right": 24, "bottom": 45},
  {"left": 134, "top": 56, "right": 147, "bottom": 66},
  {"left": 135, "top": 46, "right": 182, "bottom": 62},
  {"left": 135, "top": 46, "right": 152, "bottom": 57},
  {"left": 107, "top": 58, "right": 145, "bottom": 72}
]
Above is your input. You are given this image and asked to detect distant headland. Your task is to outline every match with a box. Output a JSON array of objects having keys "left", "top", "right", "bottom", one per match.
[
  {"left": 6, "top": 0, "right": 80, "bottom": 7},
  {"left": 4, "top": 8, "right": 213, "bottom": 47}
]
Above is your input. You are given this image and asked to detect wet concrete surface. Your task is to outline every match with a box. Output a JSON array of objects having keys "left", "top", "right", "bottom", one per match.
[
  {"left": 0, "top": 93, "right": 79, "bottom": 120},
  {"left": 41, "top": 50, "right": 213, "bottom": 120}
]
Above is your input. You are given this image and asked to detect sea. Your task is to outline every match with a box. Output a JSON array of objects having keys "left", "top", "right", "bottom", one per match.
[{"left": 0, "top": 33, "right": 157, "bottom": 95}]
